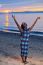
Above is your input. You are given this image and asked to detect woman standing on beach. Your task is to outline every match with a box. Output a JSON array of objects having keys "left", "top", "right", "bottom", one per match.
[{"left": 12, "top": 15, "right": 40, "bottom": 64}]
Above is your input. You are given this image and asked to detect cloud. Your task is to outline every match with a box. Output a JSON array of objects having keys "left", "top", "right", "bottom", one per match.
[
  {"left": 0, "top": 0, "right": 43, "bottom": 4},
  {"left": 0, "top": 0, "right": 43, "bottom": 9},
  {"left": 0, "top": 0, "right": 43, "bottom": 12},
  {"left": 0, "top": 5, "right": 43, "bottom": 12},
  {"left": 0, "top": 4, "right": 2, "bottom": 7}
]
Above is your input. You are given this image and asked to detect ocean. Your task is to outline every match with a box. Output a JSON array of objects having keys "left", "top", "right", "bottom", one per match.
[{"left": 0, "top": 12, "right": 43, "bottom": 32}]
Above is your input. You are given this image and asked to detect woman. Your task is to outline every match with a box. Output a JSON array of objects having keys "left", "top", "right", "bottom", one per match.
[{"left": 12, "top": 15, "right": 40, "bottom": 64}]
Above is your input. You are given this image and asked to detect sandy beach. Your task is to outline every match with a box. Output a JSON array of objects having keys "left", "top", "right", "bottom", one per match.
[{"left": 0, "top": 50, "right": 43, "bottom": 65}]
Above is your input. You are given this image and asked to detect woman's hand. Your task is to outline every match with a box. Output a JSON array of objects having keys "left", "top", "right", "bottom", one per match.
[
  {"left": 12, "top": 15, "right": 23, "bottom": 32},
  {"left": 12, "top": 15, "right": 15, "bottom": 20},
  {"left": 12, "top": 15, "right": 14, "bottom": 18},
  {"left": 36, "top": 17, "right": 40, "bottom": 20},
  {"left": 28, "top": 17, "right": 40, "bottom": 31}
]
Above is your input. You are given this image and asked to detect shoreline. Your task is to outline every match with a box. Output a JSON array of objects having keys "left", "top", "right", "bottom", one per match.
[{"left": 0, "top": 53, "right": 43, "bottom": 65}]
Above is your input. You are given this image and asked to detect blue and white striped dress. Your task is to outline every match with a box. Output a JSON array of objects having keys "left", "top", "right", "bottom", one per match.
[{"left": 20, "top": 29, "right": 30, "bottom": 57}]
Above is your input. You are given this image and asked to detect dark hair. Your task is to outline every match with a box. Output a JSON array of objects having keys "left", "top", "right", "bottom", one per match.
[
  {"left": 21, "top": 23, "right": 24, "bottom": 30},
  {"left": 21, "top": 22, "right": 27, "bottom": 30}
]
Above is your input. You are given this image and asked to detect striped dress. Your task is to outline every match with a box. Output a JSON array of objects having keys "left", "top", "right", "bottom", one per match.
[{"left": 20, "top": 29, "right": 30, "bottom": 57}]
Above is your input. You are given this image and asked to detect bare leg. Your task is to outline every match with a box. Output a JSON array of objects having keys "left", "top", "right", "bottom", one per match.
[
  {"left": 24, "top": 56, "right": 29, "bottom": 64},
  {"left": 25, "top": 56, "right": 27, "bottom": 62},
  {"left": 21, "top": 56, "right": 25, "bottom": 63}
]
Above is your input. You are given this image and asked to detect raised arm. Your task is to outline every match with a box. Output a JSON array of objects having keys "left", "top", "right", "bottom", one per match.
[
  {"left": 12, "top": 15, "right": 23, "bottom": 32},
  {"left": 28, "top": 17, "right": 40, "bottom": 31}
]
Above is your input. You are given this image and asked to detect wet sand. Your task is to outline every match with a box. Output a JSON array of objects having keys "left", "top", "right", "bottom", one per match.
[{"left": 0, "top": 52, "right": 43, "bottom": 65}]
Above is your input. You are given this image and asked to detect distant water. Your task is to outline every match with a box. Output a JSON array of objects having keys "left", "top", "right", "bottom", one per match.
[
  {"left": 0, "top": 11, "right": 43, "bottom": 32},
  {"left": 0, "top": 12, "right": 43, "bottom": 36}
]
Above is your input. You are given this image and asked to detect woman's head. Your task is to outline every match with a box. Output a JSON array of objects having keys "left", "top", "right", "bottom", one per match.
[{"left": 21, "top": 22, "right": 27, "bottom": 30}]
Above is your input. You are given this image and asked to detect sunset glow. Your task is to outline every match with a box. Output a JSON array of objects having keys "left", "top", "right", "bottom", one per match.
[
  {"left": 5, "top": 14, "right": 9, "bottom": 27},
  {"left": 0, "top": 6, "right": 43, "bottom": 13}
]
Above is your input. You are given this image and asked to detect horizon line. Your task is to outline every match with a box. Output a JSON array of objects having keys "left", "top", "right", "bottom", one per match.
[{"left": 0, "top": 11, "right": 43, "bottom": 13}]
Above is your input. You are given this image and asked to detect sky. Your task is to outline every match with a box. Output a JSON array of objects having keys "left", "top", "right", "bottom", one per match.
[
  {"left": 0, "top": 0, "right": 43, "bottom": 10},
  {"left": 0, "top": 0, "right": 43, "bottom": 4}
]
